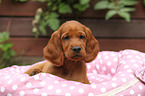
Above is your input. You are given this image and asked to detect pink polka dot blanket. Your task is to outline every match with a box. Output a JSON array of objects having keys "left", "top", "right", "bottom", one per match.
[{"left": 0, "top": 49, "right": 145, "bottom": 96}]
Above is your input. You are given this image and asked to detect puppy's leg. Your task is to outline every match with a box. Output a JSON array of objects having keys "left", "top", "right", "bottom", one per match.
[
  {"left": 42, "top": 61, "right": 52, "bottom": 73},
  {"left": 25, "top": 63, "right": 45, "bottom": 76}
]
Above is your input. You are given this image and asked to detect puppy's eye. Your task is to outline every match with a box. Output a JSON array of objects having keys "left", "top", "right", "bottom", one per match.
[
  {"left": 63, "top": 36, "right": 69, "bottom": 40},
  {"left": 80, "top": 35, "right": 85, "bottom": 39}
]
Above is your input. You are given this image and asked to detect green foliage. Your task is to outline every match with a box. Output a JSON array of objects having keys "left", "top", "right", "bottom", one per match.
[
  {"left": 33, "top": 0, "right": 138, "bottom": 37},
  {"left": 94, "top": 0, "right": 137, "bottom": 22},
  {"left": 143, "top": 0, "right": 145, "bottom": 5},
  {"left": 0, "top": 32, "right": 15, "bottom": 69},
  {"left": 14, "top": 0, "right": 28, "bottom": 2},
  {"left": 32, "top": 0, "right": 90, "bottom": 37}
]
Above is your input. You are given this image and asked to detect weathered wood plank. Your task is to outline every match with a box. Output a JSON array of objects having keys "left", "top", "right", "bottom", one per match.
[
  {"left": 0, "top": 0, "right": 46, "bottom": 16},
  {"left": 0, "top": 0, "right": 145, "bottom": 18},
  {"left": 1, "top": 17, "right": 145, "bottom": 38},
  {"left": 10, "top": 37, "right": 145, "bottom": 56}
]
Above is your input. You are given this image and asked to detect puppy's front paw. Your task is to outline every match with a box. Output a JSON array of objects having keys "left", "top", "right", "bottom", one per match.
[{"left": 31, "top": 69, "right": 41, "bottom": 76}]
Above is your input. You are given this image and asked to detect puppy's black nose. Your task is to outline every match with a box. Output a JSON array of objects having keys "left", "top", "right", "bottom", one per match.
[{"left": 72, "top": 46, "right": 81, "bottom": 53}]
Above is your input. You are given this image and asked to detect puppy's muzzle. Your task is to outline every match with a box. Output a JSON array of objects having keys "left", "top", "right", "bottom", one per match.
[{"left": 72, "top": 46, "right": 81, "bottom": 53}]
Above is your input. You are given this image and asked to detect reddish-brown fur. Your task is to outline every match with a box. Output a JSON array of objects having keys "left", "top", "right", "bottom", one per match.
[{"left": 25, "top": 20, "right": 99, "bottom": 84}]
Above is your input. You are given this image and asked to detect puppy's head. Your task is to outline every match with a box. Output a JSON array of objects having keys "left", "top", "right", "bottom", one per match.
[{"left": 44, "top": 20, "right": 99, "bottom": 66}]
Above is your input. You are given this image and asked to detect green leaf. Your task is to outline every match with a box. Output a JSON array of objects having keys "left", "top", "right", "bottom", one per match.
[
  {"left": 120, "top": 8, "right": 135, "bottom": 12},
  {"left": 117, "top": 11, "right": 130, "bottom": 22},
  {"left": 119, "top": 0, "right": 137, "bottom": 6},
  {"left": 80, "top": 0, "right": 90, "bottom": 5},
  {"left": 33, "top": 0, "right": 46, "bottom": 3},
  {"left": 48, "top": 18, "right": 60, "bottom": 31},
  {"left": 73, "top": 3, "right": 89, "bottom": 11},
  {"left": 0, "top": 43, "right": 13, "bottom": 52},
  {"left": 49, "top": 12, "right": 59, "bottom": 18},
  {"left": 105, "top": 10, "right": 117, "bottom": 20},
  {"left": 94, "top": 0, "right": 109, "bottom": 10},
  {"left": 58, "top": 3, "right": 72, "bottom": 14},
  {"left": 39, "top": 25, "right": 47, "bottom": 35},
  {"left": 0, "top": 32, "right": 9, "bottom": 42},
  {"left": 9, "top": 50, "right": 15, "bottom": 56},
  {"left": 3, "top": 52, "right": 11, "bottom": 59},
  {"left": 107, "top": 2, "right": 115, "bottom": 9}
]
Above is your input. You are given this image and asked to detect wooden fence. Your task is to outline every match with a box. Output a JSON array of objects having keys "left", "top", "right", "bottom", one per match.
[{"left": 0, "top": 0, "right": 145, "bottom": 59}]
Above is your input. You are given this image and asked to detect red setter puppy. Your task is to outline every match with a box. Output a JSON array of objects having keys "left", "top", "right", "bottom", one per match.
[{"left": 25, "top": 20, "right": 99, "bottom": 84}]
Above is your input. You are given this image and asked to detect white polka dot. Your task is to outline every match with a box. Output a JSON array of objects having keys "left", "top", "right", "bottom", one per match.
[
  {"left": 124, "top": 65, "right": 129, "bottom": 69},
  {"left": 62, "top": 84, "right": 67, "bottom": 87},
  {"left": 112, "top": 77, "right": 117, "bottom": 81},
  {"left": 19, "top": 91, "right": 25, "bottom": 96},
  {"left": 88, "top": 93, "right": 94, "bottom": 96},
  {"left": 112, "top": 83, "right": 117, "bottom": 87},
  {"left": 122, "top": 78, "right": 127, "bottom": 82},
  {"left": 8, "top": 80, "right": 13, "bottom": 84},
  {"left": 91, "top": 84, "right": 96, "bottom": 89},
  {"left": 136, "top": 56, "right": 141, "bottom": 59},
  {"left": 69, "top": 86, "right": 75, "bottom": 90},
  {"left": 127, "top": 55, "right": 132, "bottom": 58},
  {"left": 78, "top": 88, "right": 84, "bottom": 94},
  {"left": 129, "top": 74, "right": 134, "bottom": 78},
  {"left": 134, "top": 64, "right": 139, "bottom": 67},
  {"left": 101, "top": 88, "right": 106, "bottom": 93},
  {"left": 93, "top": 70, "right": 97, "bottom": 74},
  {"left": 26, "top": 82, "right": 32, "bottom": 88},
  {"left": 10, "top": 68, "right": 14, "bottom": 71},
  {"left": 12, "top": 84, "right": 18, "bottom": 90},
  {"left": 40, "top": 81, "right": 46, "bottom": 86},
  {"left": 113, "top": 57, "right": 118, "bottom": 62},
  {"left": 41, "top": 73, "right": 46, "bottom": 76},
  {"left": 97, "top": 55, "right": 101, "bottom": 59},
  {"left": 107, "top": 61, "right": 111, "bottom": 66},
  {"left": 96, "top": 64, "right": 100, "bottom": 69},
  {"left": 102, "top": 66, "right": 106, "bottom": 71},
  {"left": 7, "top": 93, "right": 12, "bottom": 96},
  {"left": 87, "top": 65, "right": 91, "bottom": 69},
  {"left": 111, "top": 68, "right": 116, "bottom": 73},
  {"left": 65, "top": 93, "right": 71, "bottom": 96},
  {"left": 104, "top": 56, "right": 109, "bottom": 60},
  {"left": 75, "top": 82, "right": 80, "bottom": 85},
  {"left": 90, "top": 76, "right": 95, "bottom": 79},
  {"left": 139, "top": 85, "right": 143, "bottom": 90},
  {"left": 33, "top": 88, "right": 39, "bottom": 93},
  {"left": 130, "top": 90, "right": 134, "bottom": 95},
  {"left": 56, "top": 89, "right": 61, "bottom": 94},
  {"left": 102, "top": 82, "right": 107, "bottom": 85},
  {"left": 54, "top": 80, "right": 59, "bottom": 84},
  {"left": 137, "top": 94, "right": 141, "bottom": 96},
  {"left": 111, "top": 53, "right": 116, "bottom": 56},
  {"left": 5, "top": 76, "right": 10, "bottom": 79},
  {"left": 107, "top": 73, "right": 111, "bottom": 77},
  {"left": 131, "top": 59, "right": 136, "bottom": 62},
  {"left": 41, "top": 93, "right": 47, "bottom": 96},
  {"left": 20, "top": 77, "right": 26, "bottom": 81},
  {"left": 1, "top": 87, "right": 5, "bottom": 92},
  {"left": 48, "top": 85, "right": 53, "bottom": 90},
  {"left": 100, "top": 60, "right": 103, "bottom": 64},
  {"left": 34, "top": 75, "right": 39, "bottom": 80},
  {"left": 127, "top": 69, "right": 133, "bottom": 73},
  {"left": 120, "top": 74, "right": 125, "bottom": 76}
]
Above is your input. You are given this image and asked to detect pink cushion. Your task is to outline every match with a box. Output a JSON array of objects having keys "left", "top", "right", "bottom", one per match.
[{"left": 0, "top": 49, "right": 145, "bottom": 96}]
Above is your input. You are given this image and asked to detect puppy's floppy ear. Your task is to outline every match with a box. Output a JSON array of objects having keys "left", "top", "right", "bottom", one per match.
[
  {"left": 43, "top": 31, "right": 64, "bottom": 66},
  {"left": 83, "top": 26, "right": 99, "bottom": 63}
]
